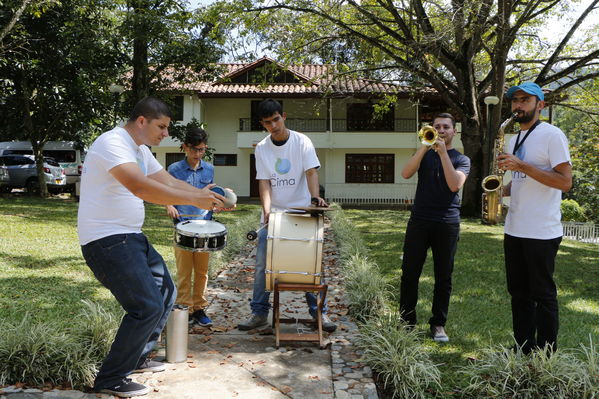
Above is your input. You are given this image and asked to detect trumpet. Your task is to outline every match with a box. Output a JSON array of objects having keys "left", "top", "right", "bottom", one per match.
[{"left": 418, "top": 125, "right": 438, "bottom": 146}]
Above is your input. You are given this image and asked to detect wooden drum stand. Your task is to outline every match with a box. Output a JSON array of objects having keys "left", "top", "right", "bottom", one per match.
[{"left": 272, "top": 280, "right": 329, "bottom": 349}]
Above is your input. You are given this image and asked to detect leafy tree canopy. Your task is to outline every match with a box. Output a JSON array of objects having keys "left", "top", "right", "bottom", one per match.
[{"left": 211, "top": 0, "right": 599, "bottom": 216}]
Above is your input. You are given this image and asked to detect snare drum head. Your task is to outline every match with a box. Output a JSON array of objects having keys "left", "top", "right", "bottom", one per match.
[{"left": 176, "top": 220, "right": 227, "bottom": 237}]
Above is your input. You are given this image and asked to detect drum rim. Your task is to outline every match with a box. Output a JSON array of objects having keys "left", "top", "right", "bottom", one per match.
[
  {"left": 174, "top": 242, "right": 226, "bottom": 252},
  {"left": 175, "top": 220, "right": 227, "bottom": 238}
]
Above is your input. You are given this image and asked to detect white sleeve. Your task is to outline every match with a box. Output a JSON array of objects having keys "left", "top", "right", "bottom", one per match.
[
  {"left": 548, "top": 129, "right": 571, "bottom": 168},
  {"left": 94, "top": 134, "right": 137, "bottom": 172},
  {"left": 255, "top": 145, "right": 270, "bottom": 180},
  {"left": 302, "top": 136, "right": 320, "bottom": 171},
  {"left": 142, "top": 146, "right": 163, "bottom": 175}
]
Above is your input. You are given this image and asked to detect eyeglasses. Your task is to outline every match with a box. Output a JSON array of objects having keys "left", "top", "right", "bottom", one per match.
[{"left": 188, "top": 146, "right": 208, "bottom": 153}]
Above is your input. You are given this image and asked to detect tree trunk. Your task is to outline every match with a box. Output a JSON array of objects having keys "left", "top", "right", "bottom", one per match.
[
  {"left": 19, "top": 73, "right": 48, "bottom": 197},
  {"left": 460, "top": 117, "right": 484, "bottom": 218},
  {"left": 31, "top": 141, "right": 49, "bottom": 198}
]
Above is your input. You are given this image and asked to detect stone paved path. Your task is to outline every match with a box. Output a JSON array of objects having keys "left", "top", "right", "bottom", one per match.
[{"left": 1, "top": 221, "right": 378, "bottom": 399}]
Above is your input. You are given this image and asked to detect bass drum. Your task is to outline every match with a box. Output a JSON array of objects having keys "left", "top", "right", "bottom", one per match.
[{"left": 265, "top": 212, "right": 324, "bottom": 291}]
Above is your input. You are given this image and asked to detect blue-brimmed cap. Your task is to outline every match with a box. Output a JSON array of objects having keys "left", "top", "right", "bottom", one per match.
[{"left": 506, "top": 82, "right": 544, "bottom": 101}]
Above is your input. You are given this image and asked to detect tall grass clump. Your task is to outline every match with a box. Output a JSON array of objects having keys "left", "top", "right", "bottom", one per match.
[
  {"left": 208, "top": 208, "right": 260, "bottom": 277},
  {"left": 0, "top": 301, "right": 122, "bottom": 389},
  {"left": 73, "top": 300, "right": 121, "bottom": 359},
  {"left": 0, "top": 314, "right": 95, "bottom": 388},
  {"left": 328, "top": 204, "right": 387, "bottom": 321},
  {"left": 343, "top": 253, "right": 388, "bottom": 322},
  {"left": 328, "top": 203, "right": 368, "bottom": 261},
  {"left": 357, "top": 312, "right": 441, "bottom": 399},
  {"left": 460, "top": 339, "right": 599, "bottom": 399}
]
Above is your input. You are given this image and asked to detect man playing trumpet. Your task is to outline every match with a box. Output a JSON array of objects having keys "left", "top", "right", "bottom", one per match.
[{"left": 399, "top": 113, "right": 470, "bottom": 342}]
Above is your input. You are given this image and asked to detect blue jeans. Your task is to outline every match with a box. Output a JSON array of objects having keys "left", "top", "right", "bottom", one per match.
[
  {"left": 81, "top": 233, "right": 176, "bottom": 389},
  {"left": 250, "top": 225, "right": 327, "bottom": 317}
]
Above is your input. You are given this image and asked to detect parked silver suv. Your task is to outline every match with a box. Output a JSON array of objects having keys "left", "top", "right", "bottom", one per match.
[{"left": 0, "top": 154, "right": 66, "bottom": 194}]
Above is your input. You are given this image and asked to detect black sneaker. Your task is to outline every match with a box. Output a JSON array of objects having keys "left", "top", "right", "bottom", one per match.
[
  {"left": 96, "top": 378, "right": 149, "bottom": 397},
  {"left": 312, "top": 314, "right": 337, "bottom": 333},
  {"left": 133, "top": 358, "right": 166, "bottom": 373},
  {"left": 237, "top": 313, "right": 268, "bottom": 330}
]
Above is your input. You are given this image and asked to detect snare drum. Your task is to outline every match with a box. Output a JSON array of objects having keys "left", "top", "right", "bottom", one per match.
[
  {"left": 265, "top": 212, "right": 324, "bottom": 290},
  {"left": 174, "top": 220, "right": 227, "bottom": 252}
]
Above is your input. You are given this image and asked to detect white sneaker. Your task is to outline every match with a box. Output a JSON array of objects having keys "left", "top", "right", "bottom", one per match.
[{"left": 431, "top": 325, "right": 449, "bottom": 342}]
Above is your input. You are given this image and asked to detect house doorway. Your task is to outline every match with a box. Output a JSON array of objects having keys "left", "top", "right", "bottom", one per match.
[{"left": 250, "top": 154, "right": 259, "bottom": 197}]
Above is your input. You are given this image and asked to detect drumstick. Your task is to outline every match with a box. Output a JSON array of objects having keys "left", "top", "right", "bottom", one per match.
[{"left": 247, "top": 223, "right": 268, "bottom": 241}]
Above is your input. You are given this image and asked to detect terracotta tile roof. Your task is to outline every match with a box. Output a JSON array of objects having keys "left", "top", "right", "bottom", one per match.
[{"left": 162, "top": 57, "right": 421, "bottom": 97}]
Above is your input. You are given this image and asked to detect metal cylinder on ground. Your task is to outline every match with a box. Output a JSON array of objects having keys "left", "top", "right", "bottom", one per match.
[{"left": 165, "top": 304, "right": 189, "bottom": 363}]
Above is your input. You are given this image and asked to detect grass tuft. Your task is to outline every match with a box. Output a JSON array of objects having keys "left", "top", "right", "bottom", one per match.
[
  {"left": 460, "top": 338, "right": 599, "bottom": 399},
  {"left": 342, "top": 253, "right": 388, "bottom": 322},
  {"left": 0, "top": 313, "right": 98, "bottom": 389},
  {"left": 357, "top": 312, "right": 441, "bottom": 398}
]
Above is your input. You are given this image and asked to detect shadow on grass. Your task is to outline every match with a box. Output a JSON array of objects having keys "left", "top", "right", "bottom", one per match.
[
  {"left": 0, "top": 252, "right": 82, "bottom": 270},
  {"left": 0, "top": 275, "right": 118, "bottom": 326},
  {"left": 0, "top": 196, "right": 78, "bottom": 223}
]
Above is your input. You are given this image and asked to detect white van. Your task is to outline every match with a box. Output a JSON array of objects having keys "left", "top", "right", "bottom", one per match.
[{"left": 0, "top": 141, "right": 86, "bottom": 191}]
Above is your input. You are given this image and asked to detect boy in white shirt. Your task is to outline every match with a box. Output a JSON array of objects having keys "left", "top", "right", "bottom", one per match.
[{"left": 237, "top": 99, "right": 336, "bottom": 333}]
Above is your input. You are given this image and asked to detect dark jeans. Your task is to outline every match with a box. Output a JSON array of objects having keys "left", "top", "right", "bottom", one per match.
[
  {"left": 82, "top": 233, "right": 176, "bottom": 389},
  {"left": 504, "top": 234, "right": 561, "bottom": 352},
  {"left": 400, "top": 218, "right": 460, "bottom": 327}
]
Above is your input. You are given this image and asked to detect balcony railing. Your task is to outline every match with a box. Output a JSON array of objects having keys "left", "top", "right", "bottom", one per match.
[
  {"left": 325, "top": 183, "right": 417, "bottom": 205},
  {"left": 239, "top": 118, "right": 417, "bottom": 132}
]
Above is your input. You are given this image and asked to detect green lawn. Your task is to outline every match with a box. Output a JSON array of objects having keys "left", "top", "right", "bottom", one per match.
[
  {"left": 342, "top": 209, "right": 599, "bottom": 388},
  {"left": 1, "top": 198, "right": 597, "bottom": 391},
  {"left": 0, "top": 195, "right": 259, "bottom": 326}
]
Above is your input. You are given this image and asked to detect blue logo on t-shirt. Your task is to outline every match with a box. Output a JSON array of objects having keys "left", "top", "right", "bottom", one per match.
[
  {"left": 515, "top": 146, "right": 526, "bottom": 161},
  {"left": 275, "top": 158, "right": 291, "bottom": 174}
]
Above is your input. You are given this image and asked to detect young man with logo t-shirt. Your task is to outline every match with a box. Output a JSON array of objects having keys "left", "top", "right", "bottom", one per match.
[
  {"left": 399, "top": 113, "right": 470, "bottom": 343},
  {"left": 498, "top": 82, "right": 572, "bottom": 353},
  {"left": 237, "top": 98, "right": 336, "bottom": 333},
  {"left": 78, "top": 97, "right": 223, "bottom": 397}
]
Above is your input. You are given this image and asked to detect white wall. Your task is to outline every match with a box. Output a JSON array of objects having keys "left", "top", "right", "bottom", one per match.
[{"left": 153, "top": 95, "right": 465, "bottom": 199}]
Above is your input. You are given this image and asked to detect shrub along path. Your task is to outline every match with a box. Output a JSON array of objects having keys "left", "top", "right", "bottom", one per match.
[{"left": 0, "top": 221, "right": 378, "bottom": 399}]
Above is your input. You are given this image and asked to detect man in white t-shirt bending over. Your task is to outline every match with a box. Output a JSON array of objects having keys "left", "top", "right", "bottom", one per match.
[
  {"left": 498, "top": 82, "right": 572, "bottom": 354},
  {"left": 78, "top": 97, "right": 223, "bottom": 397},
  {"left": 237, "top": 99, "right": 336, "bottom": 333}
]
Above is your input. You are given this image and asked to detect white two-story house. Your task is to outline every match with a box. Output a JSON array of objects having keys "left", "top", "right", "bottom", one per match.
[{"left": 153, "top": 57, "right": 463, "bottom": 204}]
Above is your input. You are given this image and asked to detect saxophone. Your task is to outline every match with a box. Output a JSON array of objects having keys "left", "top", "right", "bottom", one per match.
[{"left": 481, "top": 113, "right": 517, "bottom": 224}]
